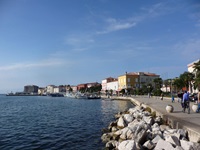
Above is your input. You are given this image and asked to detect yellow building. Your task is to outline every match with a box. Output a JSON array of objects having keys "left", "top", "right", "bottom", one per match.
[{"left": 118, "top": 72, "right": 139, "bottom": 90}]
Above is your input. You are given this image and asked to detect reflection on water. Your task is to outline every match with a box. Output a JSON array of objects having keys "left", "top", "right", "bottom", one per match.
[{"left": 101, "top": 99, "right": 134, "bottom": 125}]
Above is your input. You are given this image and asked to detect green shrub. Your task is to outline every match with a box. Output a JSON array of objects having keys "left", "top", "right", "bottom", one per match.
[
  {"left": 145, "top": 107, "right": 151, "bottom": 113},
  {"left": 151, "top": 111, "right": 156, "bottom": 118}
]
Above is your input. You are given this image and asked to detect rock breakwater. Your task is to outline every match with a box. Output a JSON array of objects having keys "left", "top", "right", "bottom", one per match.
[{"left": 101, "top": 105, "right": 200, "bottom": 150}]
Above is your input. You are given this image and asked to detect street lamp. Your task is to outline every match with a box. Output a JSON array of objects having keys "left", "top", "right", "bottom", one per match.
[
  {"left": 147, "top": 85, "right": 150, "bottom": 98},
  {"left": 169, "top": 79, "right": 174, "bottom": 102}
]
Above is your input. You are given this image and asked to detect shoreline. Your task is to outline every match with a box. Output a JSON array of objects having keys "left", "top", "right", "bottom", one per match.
[{"left": 102, "top": 96, "right": 200, "bottom": 149}]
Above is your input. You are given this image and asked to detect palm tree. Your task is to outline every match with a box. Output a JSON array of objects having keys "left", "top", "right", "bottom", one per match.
[
  {"left": 179, "top": 71, "right": 194, "bottom": 91},
  {"left": 193, "top": 60, "right": 200, "bottom": 89},
  {"left": 153, "top": 78, "right": 163, "bottom": 89},
  {"left": 173, "top": 77, "right": 184, "bottom": 92}
]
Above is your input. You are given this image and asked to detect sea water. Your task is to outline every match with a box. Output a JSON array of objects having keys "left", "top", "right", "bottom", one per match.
[{"left": 0, "top": 95, "right": 133, "bottom": 150}]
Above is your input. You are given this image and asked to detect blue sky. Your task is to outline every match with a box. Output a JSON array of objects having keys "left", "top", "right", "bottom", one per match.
[{"left": 0, "top": 0, "right": 200, "bottom": 93}]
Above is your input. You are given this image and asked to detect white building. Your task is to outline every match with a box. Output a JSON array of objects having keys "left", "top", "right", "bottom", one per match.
[
  {"left": 46, "top": 85, "right": 55, "bottom": 94},
  {"left": 101, "top": 77, "right": 118, "bottom": 92},
  {"left": 187, "top": 59, "right": 200, "bottom": 93},
  {"left": 107, "top": 80, "right": 119, "bottom": 94}
]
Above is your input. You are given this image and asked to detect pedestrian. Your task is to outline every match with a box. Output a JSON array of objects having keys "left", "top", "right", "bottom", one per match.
[
  {"left": 182, "top": 90, "right": 190, "bottom": 113},
  {"left": 172, "top": 95, "right": 174, "bottom": 103},
  {"left": 196, "top": 89, "right": 200, "bottom": 113},
  {"left": 160, "top": 93, "right": 163, "bottom": 100},
  {"left": 177, "top": 92, "right": 181, "bottom": 103}
]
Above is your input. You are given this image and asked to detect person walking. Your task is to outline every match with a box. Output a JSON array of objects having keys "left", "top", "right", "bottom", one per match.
[
  {"left": 160, "top": 93, "right": 163, "bottom": 100},
  {"left": 196, "top": 89, "right": 200, "bottom": 113},
  {"left": 182, "top": 90, "right": 190, "bottom": 113}
]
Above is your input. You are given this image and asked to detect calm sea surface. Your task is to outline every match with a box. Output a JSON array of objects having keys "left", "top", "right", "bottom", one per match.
[{"left": 0, "top": 95, "right": 133, "bottom": 150}]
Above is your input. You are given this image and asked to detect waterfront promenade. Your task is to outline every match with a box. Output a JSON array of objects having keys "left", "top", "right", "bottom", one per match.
[{"left": 107, "top": 95, "right": 200, "bottom": 143}]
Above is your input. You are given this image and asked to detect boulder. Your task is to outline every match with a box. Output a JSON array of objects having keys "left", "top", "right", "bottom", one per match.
[
  {"left": 118, "top": 140, "right": 141, "bottom": 150},
  {"left": 117, "top": 116, "right": 126, "bottom": 128},
  {"left": 155, "top": 116, "right": 162, "bottom": 125},
  {"left": 101, "top": 132, "right": 114, "bottom": 143},
  {"left": 174, "top": 146, "right": 184, "bottom": 150},
  {"left": 124, "top": 114, "right": 134, "bottom": 124},
  {"left": 165, "top": 135, "right": 181, "bottom": 146},
  {"left": 142, "top": 115, "right": 154, "bottom": 125},
  {"left": 180, "top": 140, "right": 199, "bottom": 150},
  {"left": 143, "top": 140, "right": 155, "bottom": 150},
  {"left": 111, "top": 126, "right": 118, "bottom": 132},
  {"left": 160, "top": 125, "right": 171, "bottom": 132},
  {"left": 152, "top": 135, "right": 163, "bottom": 144},
  {"left": 154, "top": 139, "right": 175, "bottom": 150},
  {"left": 105, "top": 140, "right": 119, "bottom": 149},
  {"left": 177, "top": 129, "right": 188, "bottom": 139}
]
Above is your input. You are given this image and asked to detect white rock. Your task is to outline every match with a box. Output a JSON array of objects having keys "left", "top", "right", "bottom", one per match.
[
  {"left": 118, "top": 140, "right": 141, "bottom": 150},
  {"left": 124, "top": 114, "right": 134, "bottom": 123},
  {"left": 133, "top": 111, "right": 143, "bottom": 119},
  {"left": 117, "top": 116, "right": 126, "bottom": 128},
  {"left": 180, "top": 140, "right": 196, "bottom": 150},
  {"left": 154, "top": 139, "right": 175, "bottom": 150},
  {"left": 152, "top": 135, "right": 163, "bottom": 144},
  {"left": 105, "top": 140, "right": 119, "bottom": 149},
  {"left": 165, "top": 135, "right": 181, "bottom": 146},
  {"left": 152, "top": 123, "right": 160, "bottom": 128},
  {"left": 143, "top": 140, "right": 155, "bottom": 150},
  {"left": 160, "top": 125, "right": 171, "bottom": 132},
  {"left": 174, "top": 146, "right": 184, "bottom": 150},
  {"left": 142, "top": 115, "right": 154, "bottom": 125},
  {"left": 101, "top": 132, "right": 114, "bottom": 143},
  {"left": 128, "top": 106, "right": 140, "bottom": 114},
  {"left": 177, "top": 129, "right": 187, "bottom": 139}
]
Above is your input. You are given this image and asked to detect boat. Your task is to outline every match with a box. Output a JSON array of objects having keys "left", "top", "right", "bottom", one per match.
[
  {"left": 64, "top": 92, "right": 76, "bottom": 98},
  {"left": 48, "top": 93, "right": 64, "bottom": 97},
  {"left": 75, "top": 92, "right": 88, "bottom": 99},
  {"left": 87, "top": 94, "right": 101, "bottom": 99}
]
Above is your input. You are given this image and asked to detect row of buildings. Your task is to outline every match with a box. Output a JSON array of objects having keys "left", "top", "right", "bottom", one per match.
[
  {"left": 22, "top": 71, "right": 160, "bottom": 95},
  {"left": 102, "top": 72, "right": 160, "bottom": 94},
  {"left": 22, "top": 59, "right": 200, "bottom": 95},
  {"left": 23, "top": 82, "right": 101, "bottom": 95}
]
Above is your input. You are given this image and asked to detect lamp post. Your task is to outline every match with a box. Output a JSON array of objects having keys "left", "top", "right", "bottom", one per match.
[
  {"left": 169, "top": 79, "right": 174, "bottom": 102},
  {"left": 147, "top": 85, "right": 150, "bottom": 98}
]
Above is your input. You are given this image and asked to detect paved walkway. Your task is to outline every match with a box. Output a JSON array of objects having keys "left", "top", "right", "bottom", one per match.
[{"left": 109, "top": 95, "right": 200, "bottom": 142}]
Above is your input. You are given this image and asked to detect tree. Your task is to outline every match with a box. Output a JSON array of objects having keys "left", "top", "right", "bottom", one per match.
[
  {"left": 173, "top": 78, "right": 184, "bottom": 92},
  {"left": 193, "top": 60, "right": 200, "bottom": 89},
  {"left": 179, "top": 71, "right": 194, "bottom": 91},
  {"left": 153, "top": 78, "right": 163, "bottom": 89}
]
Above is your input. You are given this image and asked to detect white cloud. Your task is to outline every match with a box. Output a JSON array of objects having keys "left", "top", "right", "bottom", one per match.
[
  {"left": 96, "top": 18, "right": 137, "bottom": 34},
  {"left": 64, "top": 35, "right": 95, "bottom": 46},
  {"left": 96, "top": 2, "right": 179, "bottom": 35},
  {"left": 0, "top": 59, "right": 65, "bottom": 71}
]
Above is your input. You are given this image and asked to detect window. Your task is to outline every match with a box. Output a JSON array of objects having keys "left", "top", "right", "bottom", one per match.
[{"left": 128, "top": 78, "right": 130, "bottom": 82}]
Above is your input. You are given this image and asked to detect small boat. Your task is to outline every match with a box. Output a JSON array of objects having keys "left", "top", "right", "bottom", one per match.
[
  {"left": 87, "top": 94, "right": 101, "bottom": 99},
  {"left": 64, "top": 93, "right": 76, "bottom": 98},
  {"left": 48, "top": 93, "right": 64, "bottom": 97},
  {"left": 75, "top": 92, "right": 88, "bottom": 99}
]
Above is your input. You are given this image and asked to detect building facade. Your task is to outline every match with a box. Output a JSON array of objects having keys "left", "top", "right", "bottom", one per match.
[
  {"left": 46, "top": 85, "right": 55, "bottom": 94},
  {"left": 138, "top": 72, "right": 160, "bottom": 88},
  {"left": 187, "top": 59, "right": 200, "bottom": 93},
  {"left": 106, "top": 80, "right": 119, "bottom": 94},
  {"left": 24, "top": 85, "right": 39, "bottom": 94},
  {"left": 118, "top": 72, "right": 139, "bottom": 90},
  {"left": 101, "top": 77, "right": 118, "bottom": 92}
]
